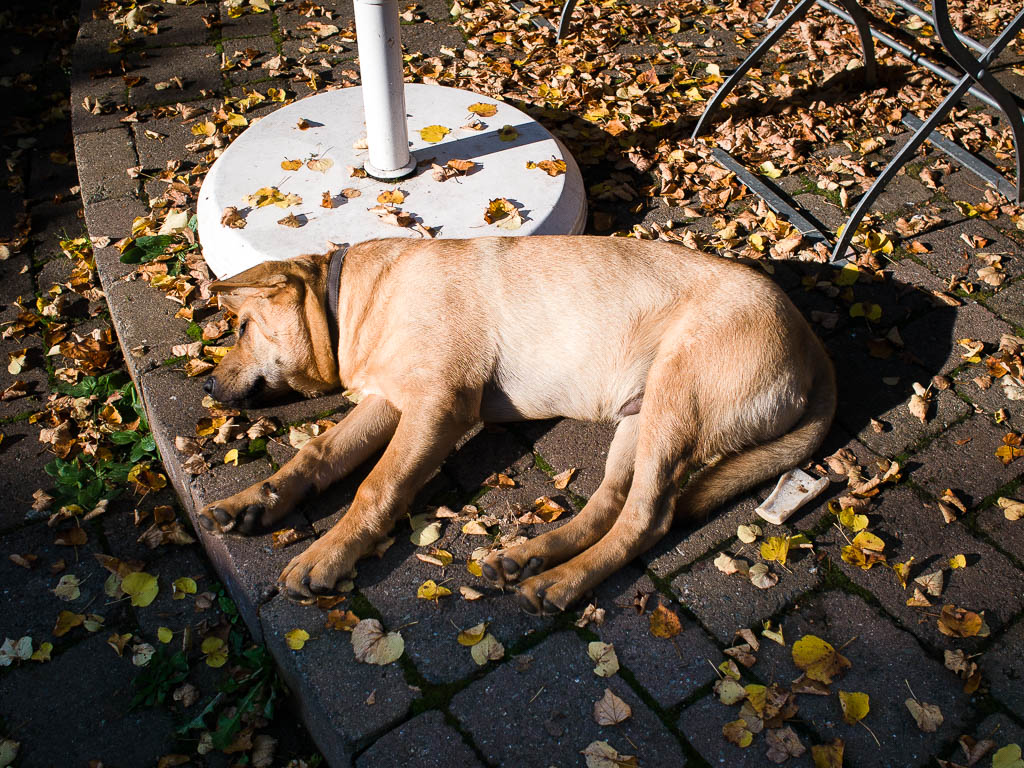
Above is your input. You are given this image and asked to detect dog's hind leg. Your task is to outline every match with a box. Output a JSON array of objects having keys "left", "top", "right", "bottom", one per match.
[
  {"left": 516, "top": 359, "right": 699, "bottom": 614},
  {"left": 481, "top": 415, "right": 639, "bottom": 587},
  {"left": 198, "top": 395, "right": 400, "bottom": 534}
]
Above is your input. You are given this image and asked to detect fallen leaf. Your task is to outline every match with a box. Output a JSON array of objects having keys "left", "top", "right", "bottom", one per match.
[
  {"left": 905, "top": 698, "right": 943, "bottom": 732},
  {"left": 581, "top": 740, "right": 638, "bottom": 768},
  {"left": 470, "top": 633, "right": 504, "bottom": 665},
  {"left": 277, "top": 213, "right": 303, "bottom": 228},
  {"left": 307, "top": 157, "right": 334, "bottom": 173},
  {"left": 552, "top": 467, "right": 576, "bottom": 489},
  {"left": 201, "top": 636, "right": 228, "bottom": 667},
  {"left": 410, "top": 520, "right": 442, "bottom": 546},
  {"left": 484, "top": 197, "right": 523, "bottom": 230},
  {"left": 377, "top": 189, "right": 405, "bottom": 205},
  {"left": 949, "top": 554, "right": 967, "bottom": 569},
  {"left": 419, "top": 125, "right": 450, "bottom": 143},
  {"left": 715, "top": 552, "right": 749, "bottom": 576},
  {"left": 526, "top": 159, "right": 567, "bottom": 176},
  {"left": 648, "top": 602, "right": 682, "bottom": 638},
  {"left": 281, "top": 159, "right": 302, "bottom": 171},
  {"left": 285, "top": 628, "right": 310, "bottom": 650},
  {"left": 765, "top": 726, "right": 806, "bottom": 764},
  {"left": 992, "top": 744, "right": 1024, "bottom": 768},
  {"left": 722, "top": 718, "right": 754, "bottom": 748},
  {"left": 737, "top": 524, "right": 762, "bottom": 543},
  {"left": 467, "top": 102, "right": 497, "bottom": 117},
  {"left": 351, "top": 619, "right": 404, "bottom": 665},
  {"left": 593, "top": 688, "right": 632, "bottom": 725},
  {"left": 326, "top": 609, "right": 360, "bottom": 631},
  {"left": 457, "top": 622, "right": 487, "bottom": 646},
  {"left": 416, "top": 579, "right": 451, "bottom": 601},
  {"left": 748, "top": 563, "right": 778, "bottom": 589},
  {"left": 53, "top": 611, "right": 84, "bottom": 637},
  {"left": 121, "top": 571, "right": 158, "bottom": 607},
  {"left": 588, "top": 641, "right": 620, "bottom": 677},
  {"left": 997, "top": 497, "right": 1024, "bottom": 521},
  {"left": 810, "top": 738, "right": 844, "bottom": 768},
  {"left": 792, "top": 635, "right": 851, "bottom": 684},
  {"left": 838, "top": 690, "right": 870, "bottom": 725},
  {"left": 938, "top": 604, "right": 987, "bottom": 638}
]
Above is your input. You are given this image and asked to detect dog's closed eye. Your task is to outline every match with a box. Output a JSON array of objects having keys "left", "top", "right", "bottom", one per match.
[{"left": 238, "top": 319, "right": 249, "bottom": 338}]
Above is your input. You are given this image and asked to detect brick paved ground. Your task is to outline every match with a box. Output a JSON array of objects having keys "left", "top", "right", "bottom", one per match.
[{"left": 2, "top": 0, "right": 1024, "bottom": 766}]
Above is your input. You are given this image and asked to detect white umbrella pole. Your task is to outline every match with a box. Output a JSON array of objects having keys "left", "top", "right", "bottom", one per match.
[{"left": 353, "top": 0, "right": 417, "bottom": 179}]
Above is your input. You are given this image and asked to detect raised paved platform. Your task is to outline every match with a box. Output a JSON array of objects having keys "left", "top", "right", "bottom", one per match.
[{"left": 55, "top": 0, "right": 1024, "bottom": 765}]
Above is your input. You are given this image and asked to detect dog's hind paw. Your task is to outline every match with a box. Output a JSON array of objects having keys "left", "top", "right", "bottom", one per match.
[{"left": 515, "top": 577, "right": 568, "bottom": 615}]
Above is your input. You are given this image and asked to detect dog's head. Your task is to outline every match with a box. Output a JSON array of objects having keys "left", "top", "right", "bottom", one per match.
[{"left": 204, "top": 254, "right": 340, "bottom": 405}]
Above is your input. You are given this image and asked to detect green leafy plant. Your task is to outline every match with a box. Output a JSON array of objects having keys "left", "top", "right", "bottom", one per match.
[{"left": 131, "top": 646, "right": 190, "bottom": 709}]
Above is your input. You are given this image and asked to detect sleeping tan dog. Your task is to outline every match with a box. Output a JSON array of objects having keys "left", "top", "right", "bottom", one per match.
[{"left": 198, "top": 236, "right": 836, "bottom": 614}]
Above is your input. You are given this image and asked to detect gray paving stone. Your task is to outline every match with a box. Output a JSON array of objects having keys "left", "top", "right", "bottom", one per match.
[
  {"left": 143, "top": 1, "right": 217, "bottom": 48},
  {"left": 820, "top": 485, "right": 1024, "bottom": 649},
  {"left": 530, "top": 418, "right": 617, "bottom": 499},
  {"left": 976, "top": 496, "right": 1024, "bottom": 571},
  {"left": 645, "top": 492, "right": 762, "bottom": 579},
  {"left": 915, "top": 220, "right": 1024, "bottom": 283},
  {"left": 219, "top": 1, "right": 277, "bottom": 39},
  {"left": 69, "top": 74, "right": 130, "bottom": 135},
  {"left": 443, "top": 425, "right": 534, "bottom": 495},
  {"left": 103, "top": 276, "right": 192, "bottom": 376},
  {"left": 588, "top": 568, "right": 720, "bottom": 709},
  {"left": 355, "top": 471, "right": 558, "bottom": 685},
  {"left": 671, "top": 534, "right": 823, "bottom": 644},
  {"left": 902, "top": 302, "right": 1013, "bottom": 377},
  {"left": 81, "top": 196, "right": 153, "bottom": 281},
  {"left": 872, "top": 170, "right": 935, "bottom": 213},
  {"left": 910, "top": 417, "right": 1022, "bottom": 505},
  {"left": 940, "top": 714, "right": 1024, "bottom": 766},
  {"left": 355, "top": 711, "right": 484, "bottom": 768},
  {"left": 981, "top": 617, "right": 1024, "bottom": 717},
  {"left": 984, "top": 276, "right": 1024, "bottom": 330},
  {"left": 73, "top": 128, "right": 139, "bottom": 203},
  {"left": 0, "top": 520, "right": 122, "bottom": 640},
  {"left": 131, "top": 99, "right": 219, "bottom": 170},
  {"left": 128, "top": 45, "right": 224, "bottom": 108},
  {"left": 681, "top": 591, "right": 972, "bottom": 768},
  {"left": 449, "top": 631, "right": 688, "bottom": 768},
  {"left": 0, "top": 633, "right": 178, "bottom": 767},
  {"left": 953, "top": 366, "right": 1024, "bottom": 432},
  {"left": 259, "top": 596, "right": 415, "bottom": 766}
]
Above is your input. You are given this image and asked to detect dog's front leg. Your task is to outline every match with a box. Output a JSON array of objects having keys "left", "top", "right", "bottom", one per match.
[
  {"left": 198, "top": 395, "right": 400, "bottom": 534},
  {"left": 278, "top": 400, "right": 474, "bottom": 599}
]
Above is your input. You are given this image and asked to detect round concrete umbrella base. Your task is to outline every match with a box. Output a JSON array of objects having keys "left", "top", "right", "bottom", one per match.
[{"left": 197, "top": 83, "right": 588, "bottom": 278}]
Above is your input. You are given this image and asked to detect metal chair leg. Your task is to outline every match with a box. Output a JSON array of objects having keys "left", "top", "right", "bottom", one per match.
[
  {"left": 932, "top": 0, "right": 1024, "bottom": 203},
  {"left": 556, "top": 0, "right": 578, "bottom": 40},
  {"left": 691, "top": 0, "right": 817, "bottom": 139},
  {"left": 833, "top": 0, "right": 876, "bottom": 84}
]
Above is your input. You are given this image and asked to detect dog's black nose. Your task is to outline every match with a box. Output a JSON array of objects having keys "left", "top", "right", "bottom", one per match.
[{"left": 203, "top": 376, "right": 217, "bottom": 395}]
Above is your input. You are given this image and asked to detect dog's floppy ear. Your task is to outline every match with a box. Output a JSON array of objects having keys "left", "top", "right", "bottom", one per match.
[{"left": 209, "top": 271, "right": 289, "bottom": 314}]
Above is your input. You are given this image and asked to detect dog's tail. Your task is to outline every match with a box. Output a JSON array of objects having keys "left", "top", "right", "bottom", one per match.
[{"left": 676, "top": 344, "right": 837, "bottom": 519}]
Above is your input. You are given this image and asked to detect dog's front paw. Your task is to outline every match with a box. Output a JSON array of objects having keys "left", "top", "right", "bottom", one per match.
[
  {"left": 198, "top": 482, "right": 281, "bottom": 535},
  {"left": 278, "top": 536, "right": 354, "bottom": 601},
  {"left": 480, "top": 550, "right": 546, "bottom": 587}
]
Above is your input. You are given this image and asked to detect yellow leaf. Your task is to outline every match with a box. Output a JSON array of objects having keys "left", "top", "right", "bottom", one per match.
[
  {"left": 760, "top": 536, "right": 791, "bottom": 566},
  {"left": 588, "top": 641, "right": 619, "bottom": 677},
  {"left": 466, "top": 560, "right": 483, "bottom": 577},
  {"left": 462, "top": 520, "right": 491, "bottom": 536},
  {"left": 285, "top": 628, "right": 310, "bottom": 650},
  {"left": 937, "top": 604, "right": 986, "bottom": 638},
  {"left": 837, "top": 507, "right": 868, "bottom": 532},
  {"left": 497, "top": 124, "right": 519, "bottom": 141},
  {"left": 419, "top": 125, "right": 450, "bottom": 143},
  {"left": 457, "top": 621, "right": 487, "bottom": 646},
  {"left": 648, "top": 603, "right": 682, "bottom": 639},
  {"left": 53, "top": 610, "right": 84, "bottom": 637},
  {"left": 483, "top": 198, "right": 523, "bottom": 230},
  {"left": 377, "top": 189, "right": 405, "bottom": 205},
  {"left": 526, "top": 159, "right": 567, "bottom": 177},
  {"left": 416, "top": 579, "right": 451, "bottom": 600},
  {"left": 467, "top": 102, "right": 497, "bottom": 117},
  {"left": 852, "top": 531, "right": 885, "bottom": 551},
  {"left": 811, "top": 738, "right": 845, "bottom": 768},
  {"left": 722, "top": 718, "right": 753, "bottom": 748},
  {"left": 281, "top": 159, "right": 302, "bottom": 171},
  {"left": 834, "top": 263, "right": 860, "bottom": 286},
  {"left": 224, "top": 448, "right": 239, "bottom": 465},
  {"left": 948, "top": 554, "right": 967, "bottom": 569},
  {"left": 760, "top": 161, "right": 783, "bottom": 179},
  {"left": 201, "top": 636, "right": 228, "bottom": 667},
  {"left": 31, "top": 641, "right": 53, "bottom": 662},
  {"left": 792, "top": 635, "right": 851, "bottom": 684},
  {"left": 121, "top": 572, "right": 159, "bottom": 607},
  {"left": 157, "top": 626, "right": 173, "bottom": 643},
  {"left": 172, "top": 577, "right": 197, "bottom": 600},
  {"left": 838, "top": 690, "right": 870, "bottom": 724}
]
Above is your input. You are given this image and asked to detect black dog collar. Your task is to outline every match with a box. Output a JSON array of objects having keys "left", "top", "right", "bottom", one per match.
[{"left": 325, "top": 244, "right": 348, "bottom": 355}]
